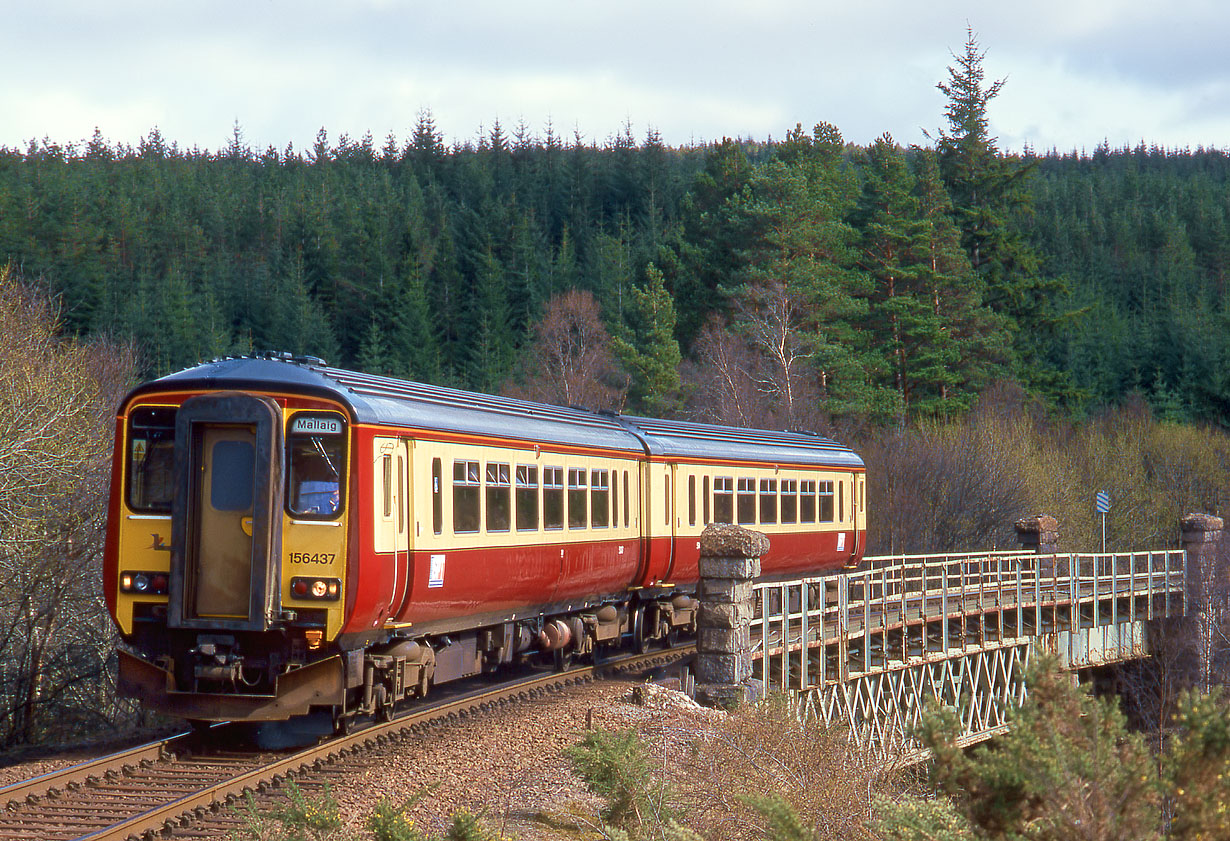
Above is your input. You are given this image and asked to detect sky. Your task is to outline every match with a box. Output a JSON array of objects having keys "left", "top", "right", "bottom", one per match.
[{"left": 3, "top": 0, "right": 1228, "bottom": 156}]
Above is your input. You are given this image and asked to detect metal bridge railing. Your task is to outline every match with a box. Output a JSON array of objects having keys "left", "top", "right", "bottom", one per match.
[{"left": 751, "top": 549, "right": 1187, "bottom": 694}]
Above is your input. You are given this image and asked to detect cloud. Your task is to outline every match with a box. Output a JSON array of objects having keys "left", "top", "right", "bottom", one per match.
[{"left": 3, "top": 1, "right": 1228, "bottom": 154}]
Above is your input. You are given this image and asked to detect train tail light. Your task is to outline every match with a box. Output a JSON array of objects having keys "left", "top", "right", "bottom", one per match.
[
  {"left": 120, "top": 571, "right": 169, "bottom": 595},
  {"left": 290, "top": 577, "right": 341, "bottom": 601}
]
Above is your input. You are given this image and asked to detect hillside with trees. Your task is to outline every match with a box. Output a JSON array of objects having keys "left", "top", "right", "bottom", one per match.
[{"left": 3, "top": 39, "right": 1230, "bottom": 435}]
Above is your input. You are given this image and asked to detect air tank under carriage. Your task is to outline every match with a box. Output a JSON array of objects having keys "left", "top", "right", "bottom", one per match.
[{"left": 106, "top": 355, "right": 865, "bottom": 726}]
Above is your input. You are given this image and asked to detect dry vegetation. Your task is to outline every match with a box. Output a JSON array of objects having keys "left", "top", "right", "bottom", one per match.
[
  {"left": 0, "top": 265, "right": 137, "bottom": 748},
  {"left": 861, "top": 383, "right": 1230, "bottom": 555}
]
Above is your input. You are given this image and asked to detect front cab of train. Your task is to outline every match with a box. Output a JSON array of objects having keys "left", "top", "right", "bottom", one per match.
[{"left": 106, "top": 389, "right": 355, "bottom": 721}]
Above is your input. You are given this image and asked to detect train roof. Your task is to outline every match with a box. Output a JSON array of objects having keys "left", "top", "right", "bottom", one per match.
[
  {"left": 126, "top": 355, "right": 863, "bottom": 469},
  {"left": 618, "top": 415, "right": 864, "bottom": 469}
]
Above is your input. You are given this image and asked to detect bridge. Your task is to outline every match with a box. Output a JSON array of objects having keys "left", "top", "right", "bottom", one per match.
[{"left": 693, "top": 515, "right": 1218, "bottom": 763}]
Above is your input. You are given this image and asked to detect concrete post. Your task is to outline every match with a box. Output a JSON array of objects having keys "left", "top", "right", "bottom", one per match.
[
  {"left": 1180, "top": 513, "right": 1225, "bottom": 692},
  {"left": 1014, "top": 515, "right": 1059, "bottom": 553},
  {"left": 694, "top": 523, "right": 768, "bottom": 709}
]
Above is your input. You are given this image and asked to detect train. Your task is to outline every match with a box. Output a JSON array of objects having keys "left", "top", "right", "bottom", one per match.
[{"left": 106, "top": 354, "right": 866, "bottom": 728}]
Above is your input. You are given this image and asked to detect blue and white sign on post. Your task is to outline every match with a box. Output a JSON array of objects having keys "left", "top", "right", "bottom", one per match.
[{"left": 1096, "top": 490, "right": 1110, "bottom": 552}]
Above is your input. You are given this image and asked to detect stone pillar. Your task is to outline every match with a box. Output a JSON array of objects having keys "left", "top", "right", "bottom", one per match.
[
  {"left": 1014, "top": 515, "right": 1059, "bottom": 553},
  {"left": 694, "top": 523, "right": 768, "bottom": 709},
  {"left": 1180, "top": 513, "right": 1225, "bottom": 691}
]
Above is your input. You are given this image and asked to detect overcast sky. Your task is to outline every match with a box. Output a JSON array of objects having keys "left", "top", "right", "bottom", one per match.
[{"left": 3, "top": 1, "right": 1228, "bottom": 156}]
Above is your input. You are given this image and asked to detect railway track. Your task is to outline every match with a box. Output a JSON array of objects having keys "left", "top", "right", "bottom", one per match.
[{"left": 0, "top": 645, "right": 692, "bottom": 841}]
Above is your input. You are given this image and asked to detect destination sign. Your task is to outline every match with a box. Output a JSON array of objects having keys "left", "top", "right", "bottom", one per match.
[{"left": 291, "top": 416, "right": 343, "bottom": 435}]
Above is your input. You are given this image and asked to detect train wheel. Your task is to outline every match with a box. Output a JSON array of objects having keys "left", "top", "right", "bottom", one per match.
[
  {"left": 554, "top": 647, "right": 575, "bottom": 672},
  {"left": 632, "top": 605, "right": 649, "bottom": 654}
]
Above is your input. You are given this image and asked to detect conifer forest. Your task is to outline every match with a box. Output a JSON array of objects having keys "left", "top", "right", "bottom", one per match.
[{"left": 5, "top": 41, "right": 1230, "bottom": 433}]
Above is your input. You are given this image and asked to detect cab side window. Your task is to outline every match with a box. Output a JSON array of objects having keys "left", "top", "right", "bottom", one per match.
[
  {"left": 127, "top": 407, "right": 176, "bottom": 513},
  {"left": 287, "top": 416, "right": 346, "bottom": 519}
]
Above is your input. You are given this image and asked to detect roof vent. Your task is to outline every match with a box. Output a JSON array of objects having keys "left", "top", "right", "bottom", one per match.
[{"left": 252, "top": 350, "right": 328, "bottom": 367}]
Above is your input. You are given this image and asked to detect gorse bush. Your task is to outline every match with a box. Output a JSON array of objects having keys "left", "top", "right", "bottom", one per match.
[
  {"left": 564, "top": 726, "right": 673, "bottom": 834},
  {"left": 232, "top": 782, "right": 501, "bottom": 841}
]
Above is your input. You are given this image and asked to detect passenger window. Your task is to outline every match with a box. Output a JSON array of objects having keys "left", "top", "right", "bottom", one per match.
[
  {"left": 127, "top": 407, "right": 176, "bottom": 513},
  {"left": 799, "top": 480, "right": 816, "bottom": 524},
  {"left": 839, "top": 480, "right": 845, "bottom": 522},
  {"left": 453, "top": 460, "right": 480, "bottom": 533},
  {"left": 432, "top": 458, "right": 443, "bottom": 535},
  {"left": 612, "top": 471, "right": 619, "bottom": 528},
  {"left": 819, "top": 480, "right": 835, "bottom": 523},
  {"left": 759, "top": 478, "right": 777, "bottom": 524},
  {"left": 485, "top": 462, "right": 511, "bottom": 532},
  {"left": 568, "top": 468, "right": 587, "bottom": 529},
  {"left": 382, "top": 455, "right": 393, "bottom": 518},
  {"left": 780, "top": 479, "right": 797, "bottom": 524},
  {"left": 516, "top": 464, "right": 538, "bottom": 531},
  {"left": 688, "top": 475, "right": 696, "bottom": 527},
  {"left": 397, "top": 455, "right": 405, "bottom": 532},
  {"left": 703, "top": 476, "right": 710, "bottom": 524},
  {"left": 737, "top": 478, "right": 755, "bottom": 524},
  {"left": 592, "top": 469, "right": 610, "bottom": 528},
  {"left": 544, "top": 466, "right": 564, "bottom": 530},
  {"left": 623, "top": 470, "right": 630, "bottom": 526},
  {"left": 714, "top": 477, "right": 733, "bottom": 524},
  {"left": 665, "top": 473, "right": 671, "bottom": 526}
]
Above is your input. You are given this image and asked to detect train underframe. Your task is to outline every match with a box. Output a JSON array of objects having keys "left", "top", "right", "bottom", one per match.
[{"left": 117, "top": 591, "right": 697, "bottom": 730}]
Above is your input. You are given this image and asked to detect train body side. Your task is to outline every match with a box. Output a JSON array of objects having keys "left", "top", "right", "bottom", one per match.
[{"left": 104, "top": 356, "right": 865, "bottom": 723}]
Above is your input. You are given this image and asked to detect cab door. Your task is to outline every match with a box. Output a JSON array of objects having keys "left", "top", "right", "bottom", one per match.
[
  {"left": 169, "top": 393, "right": 283, "bottom": 632},
  {"left": 192, "top": 426, "right": 257, "bottom": 618}
]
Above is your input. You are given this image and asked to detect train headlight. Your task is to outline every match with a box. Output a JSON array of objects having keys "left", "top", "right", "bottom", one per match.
[
  {"left": 290, "top": 577, "right": 341, "bottom": 601},
  {"left": 120, "top": 571, "right": 169, "bottom": 595}
]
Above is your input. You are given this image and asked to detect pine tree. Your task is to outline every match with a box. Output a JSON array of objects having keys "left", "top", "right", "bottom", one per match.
[
  {"left": 728, "top": 127, "right": 887, "bottom": 419},
  {"left": 854, "top": 137, "right": 1008, "bottom": 417}
]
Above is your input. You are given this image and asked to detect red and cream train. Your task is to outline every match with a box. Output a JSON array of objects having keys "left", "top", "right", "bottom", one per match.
[{"left": 106, "top": 355, "right": 866, "bottom": 725}]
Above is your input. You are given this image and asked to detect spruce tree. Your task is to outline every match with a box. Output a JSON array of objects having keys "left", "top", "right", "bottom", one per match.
[
  {"left": 612, "top": 264, "right": 683, "bottom": 415},
  {"left": 935, "top": 28, "right": 1067, "bottom": 397}
]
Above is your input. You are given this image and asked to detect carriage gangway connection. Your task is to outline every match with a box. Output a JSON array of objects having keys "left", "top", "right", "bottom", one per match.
[{"left": 748, "top": 548, "right": 1187, "bottom": 762}]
